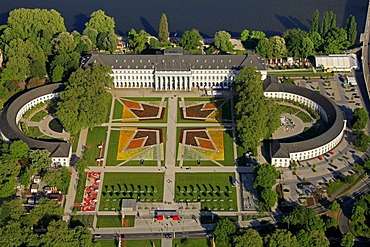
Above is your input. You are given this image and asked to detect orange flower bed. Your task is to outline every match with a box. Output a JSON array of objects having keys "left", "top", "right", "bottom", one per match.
[
  {"left": 123, "top": 100, "right": 142, "bottom": 109},
  {"left": 126, "top": 138, "right": 144, "bottom": 150},
  {"left": 198, "top": 138, "right": 216, "bottom": 150},
  {"left": 203, "top": 102, "right": 218, "bottom": 110}
]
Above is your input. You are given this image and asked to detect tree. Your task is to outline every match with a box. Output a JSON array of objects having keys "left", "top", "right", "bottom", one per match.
[
  {"left": 43, "top": 167, "right": 71, "bottom": 193},
  {"left": 283, "top": 205, "right": 326, "bottom": 232},
  {"left": 128, "top": 29, "right": 149, "bottom": 54},
  {"left": 0, "top": 220, "right": 31, "bottom": 247},
  {"left": 213, "top": 218, "right": 236, "bottom": 247},
  {"left": 321, "top": 11, "right": 330, "bottom": 35},
  {"left": 249, "top": 30, "right": 266, "bottom": 48},
  {"left": 341, "top": 232, "right": 355, "bottom": 247},
  {"left": 283, "top": 29, "right": 313, "bottom": 58},
  {"left": 253, "top": 164, "right": 278, "bottom": 191},
  {"left": 234, "top": 67, "right": 281, "bottom": 152},
  {"left": 52, "top": 65, "right": 64, "bottom": 82},
  {"left": 329, "top": 200, "right": 340, "bottom": 211},
  {"left": 256, "top": 37, "right": 272, "bottom": 58},
  {"left": 353, "top": 131, "right": 370, "bottom": 151},
  {"left": 84, "top": 10, "right": 115, "bottom": 34},
  {"left": 0, "top": 198, "right": 25, "bottom": 226},
  {"left": 346, "top": 15, "right": 357, "bottom": 46},
  {"left": 75, "top": 158, "right": 88, "bottom": 174},
  {"left": 51, "top": 32, "right": 76, "bottom": 53},
  {"left": 82, "top": 27, "right": 98, "bottom": 46},
  {"left": 0, "top": 160, "right": 20, "bottom": 199},
  {"left": 158, "top": 13, "right": 169, "bottom": 43},
  {"left": 214, "top": 31, "right": 232, "bottom": 52},
  {"left": 352, "top": 108, "right": 368, "bottom": 131},
  {"left": 322, "top": 27, "right": 349, "bottom": 54},
  {"left": 269, "top": 36, "right": 287, "bottom": 58},
  {"left": 296, "top": 230, "right": 329, "bottom": 247},
  {"left": 28, "top": 198, "right": 63, "bottom": 227},
  {"left": 41, "top": 220, "right": 94, "bottom": 247},
  {"left": 329, "top": 11, "right": 337, "bottom": 30},
  {"left": 57, "top": 64, "right": 113, "bottom": 134},
  {"left": 264, "top": 229, "right": 298, "bottom": 247},
  {"left": 233, "top": 228, "right": 263, "bottom": 247},
  {"left": 240, "top": 29, "right": 250, "bottom": 42},
  {"left": 309, "top": 31, "right": 323, "bottom": 50},
  {"left": 9, "top": 140, "right": 29, "bottom": 162},
  {"left": 260, "top": 188, "right": 278, "bottom": 210},
  {"left": 181, "top": 29, "right": 203, "bottom": 52},
  {"left": 310, "top": 9, "right": 320, "bottom": 34},
  {"left": 28, "top": 149, "right": 51, "bottom": 175}
]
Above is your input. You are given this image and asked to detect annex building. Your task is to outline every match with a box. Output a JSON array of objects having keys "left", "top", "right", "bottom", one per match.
[{"left": 81, "top": 49, "right": 267, "bottom": 90}]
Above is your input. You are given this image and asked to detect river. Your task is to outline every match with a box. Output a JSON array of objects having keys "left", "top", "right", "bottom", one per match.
[{"left": 0, "top": 0, "right": 367, "bottom": 37}]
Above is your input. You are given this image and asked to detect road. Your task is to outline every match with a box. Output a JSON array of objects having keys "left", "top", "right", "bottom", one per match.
[{"left": 94, "top": 231, "right": 208, "bottom": 240}]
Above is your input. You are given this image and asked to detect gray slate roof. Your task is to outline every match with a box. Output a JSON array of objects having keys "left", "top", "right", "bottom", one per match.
[
  {"left": 0, "top": 83, "right": 70, "bottom": 157},
  {"left": 81, "top": 50, "right": 266, "bottom": 71},
  {"left": 263, "top": 78, "right": 346, "bottom": 158}
]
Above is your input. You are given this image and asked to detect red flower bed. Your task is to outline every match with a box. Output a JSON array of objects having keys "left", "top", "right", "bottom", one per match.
[
  {"left": 124, "top": 100, "right": 142, "bottom": 109},
  {"left": 185, "top": 105, "right": 213, "bottom": 118},
  {"left": 126, "top": 138, "right": 144, "bottom": 150},
  {"left": 198, "top": 138, "right": 215, "bottom": 150}
]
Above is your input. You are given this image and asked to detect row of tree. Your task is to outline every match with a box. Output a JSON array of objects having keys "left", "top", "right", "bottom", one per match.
[
  {"left": 350, "top": 193, "right": 370, "bottom": 236},
  {"left": 253, "top": 164, "right": 279, "bottom": 211},
  {"left": 233, "top": 67, "right": 281, "bottom": 153},
  {"left": 213, "top": 204, "right": 354, "bottom": 247}
]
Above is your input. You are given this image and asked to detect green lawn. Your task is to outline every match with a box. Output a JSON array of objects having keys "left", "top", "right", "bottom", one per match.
[
  {"left": 172, "top": 238, "right": 209, "bottom": 247},
  {"left": 74, "top": 171, "right": 87, "bottom": 204},
  {"left": 70, "top": 214, "right": 94, "bottom": 228},
  {"left": 277, "top": 104, "right": 313, "bottom": 123},
  {"left": 100, "top": 172, "right": 164, "bottom": 211},
  {"left": 267, "top": 71, "right": 334, "bottom": 78},
  {"left": 175, "top": 173, "right": 237, "bottom": 211},
  {"left": 113, "top": 99, "right": 123, "bottom": 119},
  {"left": 95, "top": 240, "right": 117, "bottom": 247},
  {"left": 106, "top": 128, "right": 166, "bottom": 166},
  {"left": 84, "top": 127, "right": 108, "bottom": 166},
  {"left": 72, "top": 132, "right": 80, "bottom": 153},
  {"left": 96, "top": 215, "right": 135, "bottom": 228},
  {"left": 124, "top": 240, "right": 161, "bottom": 247},
  {"left": 105, "top": 93, "right": 113, "bottom": 123},
  {"left": 30, "top": 109, "right": 48, "bottom": 122}
]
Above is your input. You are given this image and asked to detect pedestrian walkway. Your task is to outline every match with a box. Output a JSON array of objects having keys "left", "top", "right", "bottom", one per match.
[
  {"left": 27, "top": 115, "right": 70, "bottom": 141},
  {"left": 63, "top": 167, "right": 78, "bottom": 222}
]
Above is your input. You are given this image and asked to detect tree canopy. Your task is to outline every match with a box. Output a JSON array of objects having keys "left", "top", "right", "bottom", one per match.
[
  {"left": 352, "top": 108, "right": 368, "bottom": 132},
  {"left": 283, "top": 205, "right": 326, "bottom": 232},
  {"left": 264, "top": 229, "right": 298, "bottom": 247},
  {"left": 283, "top": 29, "right": 314, "bottom": 58},
  {"left": 233, "top": 228, "right": 263, "bottom": 247},
  {"left": 213, "top": 218, "right": 236, "bottom": 247},
  {"left": 28, "top": 149, "right": 51, "bottom": 175},
  {"left": 43, "top": 167, "right": 71, "bottom": 193},
  {"left": 128, "top": 29, "right": 149, "bottom": 54},
  {"left": 84, "top": 10, "right": 115, "bottom": 34},
  {"left": 214, "top": 31, "right": 232, "bottom": 53},
  {"left": 181, "top": 29, "right": 203, "bottom": 52},
  {"left": 57, "top": 64, "right": 113, "bottom": 134}
]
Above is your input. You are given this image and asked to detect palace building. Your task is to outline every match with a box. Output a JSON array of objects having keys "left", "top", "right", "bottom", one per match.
[{"left": 81, "top": 49, "right": 267, "bottom": 90}]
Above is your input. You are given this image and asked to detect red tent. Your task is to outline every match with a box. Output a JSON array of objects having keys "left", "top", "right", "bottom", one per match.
[
  {"left": 173, "top": 215, "right": 179, "bottom": 220},
  {"left": 157, "top": 215, "right": 163, "bottom": 220}
]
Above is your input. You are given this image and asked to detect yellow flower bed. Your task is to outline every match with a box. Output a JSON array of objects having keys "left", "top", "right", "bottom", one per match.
[
  {"left": 122, "top": 107, "right": 139, "bottom": 122},
  {"left": 117, "top": 147, "right": 148, "bottom": 160},
  {"left": 195, "top": 128, "right": 224, "bottom": 160},
  {"left": 116, "top": 128, "right": 136, "bottom": 160}
]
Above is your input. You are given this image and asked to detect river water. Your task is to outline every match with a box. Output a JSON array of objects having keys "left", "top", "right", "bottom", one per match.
[{"left": 0, "top": 0, "right": 367, "bottom": 37}]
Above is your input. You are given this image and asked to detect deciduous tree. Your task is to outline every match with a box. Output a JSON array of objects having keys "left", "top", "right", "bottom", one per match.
[
  {"left": 233, "top": 228, "right": 263, "bottom": 247},
  {"left": 28, "top": 149, "right": 51, "bottom": 175},
  {"left": 256, "top": 37, "right": 272, "bottom": 58},
  {"left": 181, "top": 29, "right": 203, "bottom": 52},
  {"left": 84, "top": 10, "right": 115, "bottom": 34},
  {"left": 43, "top": 167, "right": 71, "bottom": 193},
  {"left": 214, "top": 31, "right": 232, "bottom": 52},
  {"left": 341, "top": 232, "right": 355, "bottom": 247},
  {"left": 264, "top": 229, "right": 298, "bottom": 247},
  {"left": 213, "top": 218, "right": 236, "bottom": 247},
  {"left": 57, "top": 64, "right": 113, "bottom": 134},
  {"left": 346, "top": 15, "right": 357, "bottom": 46},
  {"left": 128, "top": 29, "right": 149, "bottom": 54},
  {"left": 310, "top": 9, "right": 320, "bottom": 34}
]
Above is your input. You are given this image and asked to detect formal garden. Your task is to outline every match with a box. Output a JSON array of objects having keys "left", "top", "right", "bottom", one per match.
[
  {"left": 106, "top": 127, "right": 166, "bottom": 166},
  {"left": 112, "top": 97, "right": 168, "bottom": 123},
  {"left": 175, "top": 173, "right": 237, "bottom": 211},
  {"left": 177, "top": 127, "right": 234, "bottom": 166},
  {"left": 178, "top": 97, "right": 232, "bottom": 123},
  {"left": 99, "top": 172, "right": 164, "bottom": 211}
]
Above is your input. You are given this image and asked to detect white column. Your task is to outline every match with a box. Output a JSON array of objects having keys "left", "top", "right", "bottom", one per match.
[
  {"left": 188, "top": 77, "right": 191, "bottom": 91},
  {"left": 175, "top": 76, "right": 178, "bottom": 91}
]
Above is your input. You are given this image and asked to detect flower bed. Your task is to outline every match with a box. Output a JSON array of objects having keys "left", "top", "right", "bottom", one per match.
[
  {"left": 126, "top": 138, "right": 144, "bottom": 150},
  {"left": 197, "top": 138, "right": 216, "bottom": 150},
  {"left": 123, "top": 100, "right": 142, "bottom": 109}
]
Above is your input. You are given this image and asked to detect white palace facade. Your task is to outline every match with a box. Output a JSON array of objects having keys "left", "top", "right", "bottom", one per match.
[{"left": 81, "top": 49, "right": 267, "bottom": 90}]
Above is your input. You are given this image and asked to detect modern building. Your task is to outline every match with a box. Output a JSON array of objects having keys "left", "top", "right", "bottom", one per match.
[
  {"left": 264, "top": 77, "right": 346, "bottom": 167},
  {"left": 81, "top": 49, "right": 267, "bottom": 91},
  {"left": 314, "top": 54, "right": 359, "bottom": 72},
  {"left": 0, "top": 83, "right": 72, "bottom": 166}
]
